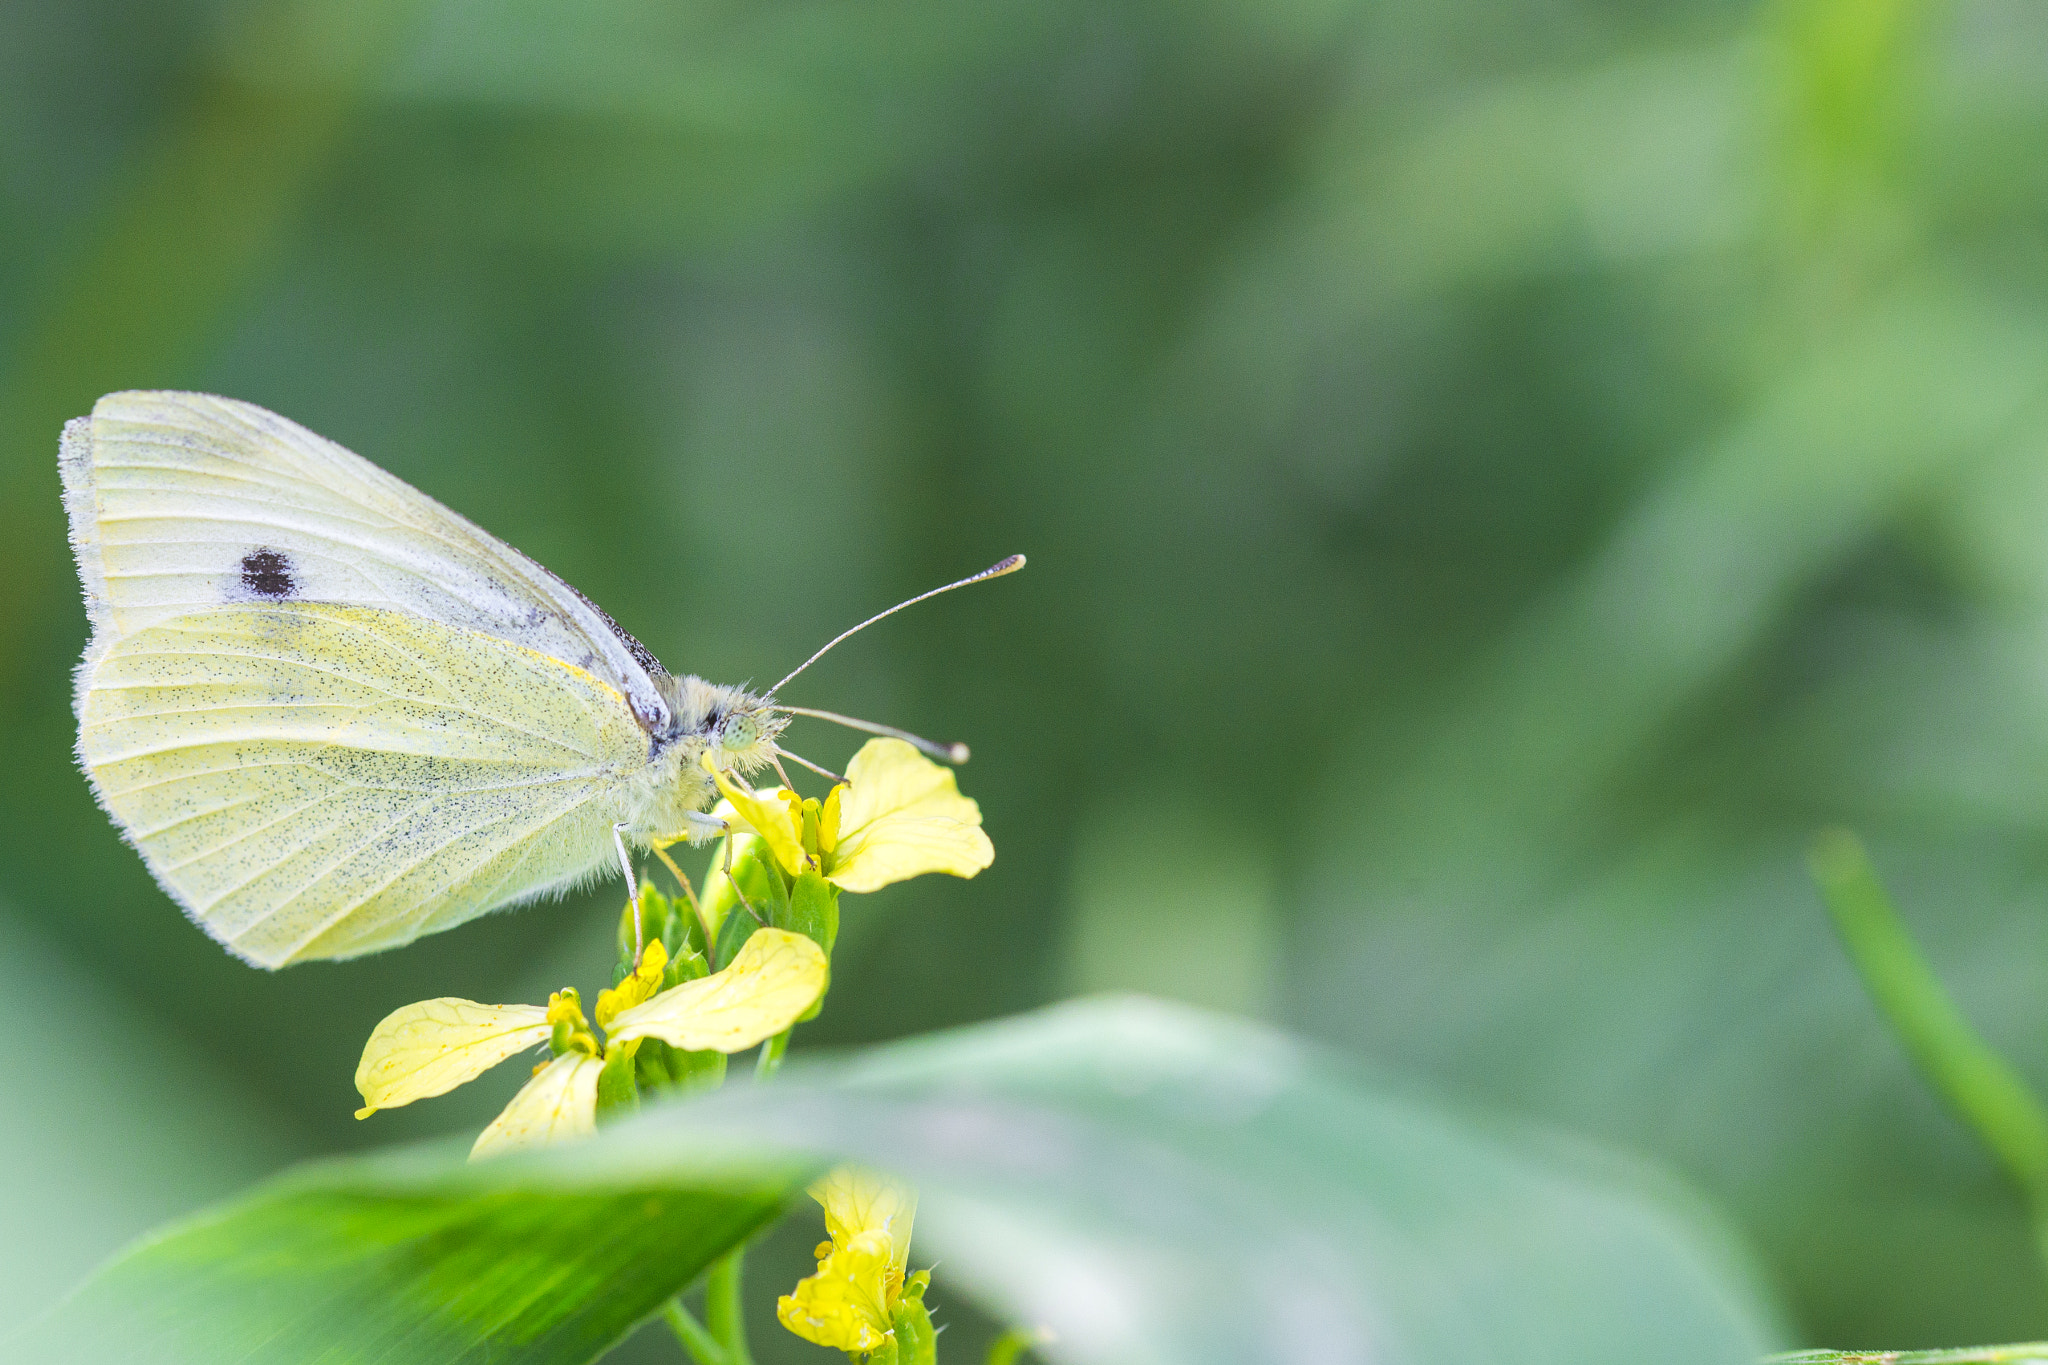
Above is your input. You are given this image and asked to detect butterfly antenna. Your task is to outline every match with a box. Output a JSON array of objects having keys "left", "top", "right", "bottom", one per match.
[
  {"left": 766, "top": 555, "right": 1025, "bottom": 698},
  {"left": 778, "top": 706, "right": 971, "bottom": 765},
  {"left": 775, "top": 748, "right": 847, "bottom": 783}
]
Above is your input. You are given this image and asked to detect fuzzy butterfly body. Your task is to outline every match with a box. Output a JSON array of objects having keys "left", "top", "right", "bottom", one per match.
[{"left": 64, "top": 392, "right": 785, "bottom": 967}]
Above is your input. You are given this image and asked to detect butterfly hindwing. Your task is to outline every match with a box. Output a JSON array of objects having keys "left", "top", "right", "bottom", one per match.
[
  {"left": 61, "top": 390, "right": 673, "bottom": 733},
  {"left": 76, "top": 602, "right": 648, "bottom": 967}
]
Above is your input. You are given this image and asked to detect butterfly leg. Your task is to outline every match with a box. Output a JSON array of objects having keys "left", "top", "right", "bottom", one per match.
[
  {"left": 701, "top": 817, "right": 767, "bottom": 927},
  {"left": 675, "top": 810, "right": 727, "bottom": 842},
  {"left": 612, "top": 823, "right": 643, "bottom": 959},
  {"left": 660, "top": 812, "right": 767, "bottom": 927},
  {"left": 649, "top": 839, "right": 701, "bottom": 918}
]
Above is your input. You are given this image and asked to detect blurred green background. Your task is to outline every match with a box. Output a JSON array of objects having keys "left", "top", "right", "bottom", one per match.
[{"left": 6, "top": 0, "right": 2048, "bottom": 1353}]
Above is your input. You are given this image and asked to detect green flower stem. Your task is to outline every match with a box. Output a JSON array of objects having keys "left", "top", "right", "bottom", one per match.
[
  {"left": 706, "top": 1250, "right": 754, "bottom": 1365},
  {"left": 662, "top": 1299, "right": 727, "bottom": 1365},
  {"left": 1809, "top": 830, "right": 2048, "bottom": 1260},
  {"left": 698, "top": 1025, "right": 789, "bottom": 1358},
  {"left": 985, "top": 1327, "right": 1044, "bottom": 1365},
  {"left": 754, "top": 1030, "right": 791, "bottom": 1081}
]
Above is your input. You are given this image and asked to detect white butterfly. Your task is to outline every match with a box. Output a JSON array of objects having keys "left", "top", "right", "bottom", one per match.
[{"left": 63, "top": 391, "right": 1018, "bottom": 967}]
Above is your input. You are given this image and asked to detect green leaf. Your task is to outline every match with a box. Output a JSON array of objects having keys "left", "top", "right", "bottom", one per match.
[
  {"left": 621, "top": 997, "right": 1788, "bottom": 1365},
  {"left": 14, "top": 998, "right": 1783, "bottom": 1365},
  {"left": 1772, "top": 1349, "right": 2048, "bottom": 1364},
  {"left": 15, "top": 1157, "right": 792, "bottom": 1365}
]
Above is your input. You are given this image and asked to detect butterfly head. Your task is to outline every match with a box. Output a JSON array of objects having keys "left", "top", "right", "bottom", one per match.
[{"left": 660, "top": 675, "right": 785, "bottom": 777}]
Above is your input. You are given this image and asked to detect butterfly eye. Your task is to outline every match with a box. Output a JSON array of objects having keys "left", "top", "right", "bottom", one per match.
[{"left": 720, "top": 714, "right": 759, "bottom": 750}]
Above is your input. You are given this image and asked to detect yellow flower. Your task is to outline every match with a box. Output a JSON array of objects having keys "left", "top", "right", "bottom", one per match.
[
  {"left": 705, "top": 737, "right": 993, "bottom": 891},
  {"left": 776, "top": 1167, "right": 919, "bottom": 1355},
  {"left": 353, "top": 930, "right": 827, "bottom": 1159}
]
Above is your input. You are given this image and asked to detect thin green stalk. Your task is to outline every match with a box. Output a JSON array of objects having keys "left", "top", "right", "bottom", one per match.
[
  {"left": 755, "top": 1030, "right": 790, "bottom": 1081},
  {"left": 986, "top": 1327, "right": 1047, "bottom": 1365},
  {"left": 662, "top": 1299, "right": 727, "bottom": 1365},
  {"left": 1809, "top": 830, "right": 2048, "bottom": 1253},
  {"left": 706, "top": 1250, "right": 754, "bottom": 1365}
]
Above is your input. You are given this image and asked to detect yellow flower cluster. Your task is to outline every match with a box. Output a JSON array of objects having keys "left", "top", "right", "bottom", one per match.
[
  {"left": 354, "top": 929, "right": 826, "bottom": 1158},
  {"left": 351, "top": 737, "right": 985, "bottom": 1361},
  {"left": 704, "top": 737, "right": 993, "bottom": 895},
  {"left": 351, "top": 738, "right": 992, "bottom": 1166},
  {"left": 777, "top": 1167, "right": 924, "bottom": 1356}
]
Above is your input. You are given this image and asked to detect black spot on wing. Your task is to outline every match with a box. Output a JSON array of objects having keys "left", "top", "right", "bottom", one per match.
[{"left": 239, "top": 547, "right": 296, "bottom": 598}]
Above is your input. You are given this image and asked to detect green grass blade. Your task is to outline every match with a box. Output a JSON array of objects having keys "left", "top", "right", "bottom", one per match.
[{"left": 1809, "top": 830, "right": 2048, "bottom": 1206}]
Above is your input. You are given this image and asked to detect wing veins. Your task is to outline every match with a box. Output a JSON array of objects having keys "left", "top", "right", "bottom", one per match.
[
  {"left": 97, "top": 634, "right": 612, "bottom": 762},
  {"left": 93, "top": 744, "right": 614, "bottom": 798},
  {"left": 90, "top": 699, "right": 602, "bottom": 764},
  {"left": 103, "top": 501, "right": 555, "bottom": 589},
  {"left": 207, "top": 790, "right": 450, "bottom": 921},
  {"left": 104, "top": 463, "right": 368, "bottom": 502},
  {"left": 130, "top": 791, "right": 280, "bottom": 840},
  {"left": 222, "top": 782, "right": 589, "bottom": 944},
  {"left": 287, "top": 789, "right": 598, "bottom": 955},
  {"left": 311, "top": 607, "right": 579, "bottom": 741},
  {"left": 159, "top": 788, "right": 361, "bottom": 873},
  {"left": 101, "top": 504, "right": 398, "bottom": 536},
  {"left": 97, "top": 757, "right": 346, "bottom": 799}
]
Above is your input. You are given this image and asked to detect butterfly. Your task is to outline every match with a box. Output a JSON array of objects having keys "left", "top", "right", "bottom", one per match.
[{"left": 62, "top": 391, "right": 1019, "bottom": 967}]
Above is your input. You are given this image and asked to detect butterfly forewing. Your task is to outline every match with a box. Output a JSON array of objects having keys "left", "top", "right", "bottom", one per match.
[
  {"left": 63, "top": 390, "right": 673, "bottom": 733},
  {"left": 77, "top": 603, "right": 648, "bottom": 966}
]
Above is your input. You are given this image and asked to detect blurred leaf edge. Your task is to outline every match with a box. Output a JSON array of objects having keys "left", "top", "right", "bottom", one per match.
[{"left": 10, "top": 993, "right": 1790, "bottom": 1365}]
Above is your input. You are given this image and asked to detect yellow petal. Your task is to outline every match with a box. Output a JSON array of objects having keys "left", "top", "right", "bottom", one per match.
[
  {"left": 818, "top": 785, "right": 843, "bottom": 857},
  {"left": 469, "top": 1052, "right": 601, "bottom": 1159},
  {"left": 828, "top": 817, "right": 994, "bottom": 893},
  {"left": 813, "top": 1166, "right": 917, "bottom": 1283},
  {"left": 354, "top": 998, "right": 550, "bottom": 1116},
  {"left": 594, "top": 939, "right": 669, "bottom": 1030},
  {"left": 828, "top": 739, "right": 992, "bottom": 892},
  {"left": 605, "top": 928, "right": 827, "bottom": 1052},
  {"left": 546, "top": 989, "right": 586, "bottom": 1030},
  {"left": 835, "top": 739, "right": 976, "bottom": 829},
  {"left": 775, "top": 1229, "right": 897, "bottom": 1352},
  {"left": 702, "top": 757, "right": 804, "bottom": 876}
]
